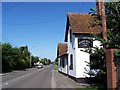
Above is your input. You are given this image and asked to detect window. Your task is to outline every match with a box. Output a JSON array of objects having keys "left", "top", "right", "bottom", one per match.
[
  {"left": 70, "top": 29, "right": 72, "bottom": 42},
  {"left": 60, "top": 59, "right": 62, "bottom": 67},
  {"left": 78, "top": 37, "right": 93, "bottom": 48},
  {"left": 62, "top": 59, "right": 65, "bottom": 68},
  {"left": 70, "top": 54, "right": 73, "bottom": 70}
]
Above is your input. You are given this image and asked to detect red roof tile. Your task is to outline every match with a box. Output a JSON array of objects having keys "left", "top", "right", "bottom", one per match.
[
  {"left": 57, "top": 43, "right": 68, "bottom": 57},
  {"left": 68, "top": 13, "right": 101, "bottom": 34}
]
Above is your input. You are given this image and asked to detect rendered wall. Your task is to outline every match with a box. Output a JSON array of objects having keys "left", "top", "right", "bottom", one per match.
[
  {"left": 58, "top": 56, "right": 68, "bottom": 74},
  {"left": 67, "top": 27, "right": 76, "bottom": 77}
]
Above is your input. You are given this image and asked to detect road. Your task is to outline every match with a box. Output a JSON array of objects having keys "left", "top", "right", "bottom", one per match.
[{"left": 2, "top": 65, "right": 53, "bottom": 88}]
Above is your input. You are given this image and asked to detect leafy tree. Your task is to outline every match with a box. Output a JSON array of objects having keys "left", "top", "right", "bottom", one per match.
[
  {"left": 19, "top": 46, "right": 30, "bottom": 68},
  {"left": 86, "top": 1, "right": 120, "bottom": 89},
  {"left": 2, "top": 43, "right": 40, "bottom": 72},
  {"left": 90, "top": 2, "right": 120, "bottom": 48},
  {"left": 40, "top": 58, "right": 51, "bottom": 65},
  {"left": 47, "top": 59, "right": 51, "bottom": 65},
  {"left": 2, "top": 43, "right": 14, "bottom": 72},
  {"left": 54, "top": 58, "right": 58, "bottom": 65},
  {"left": 86, "top": 47, "right": 106, "bottom": 89},
  {"left": 21, "top": 59, "right": 26, "bottom": 69},
  {"left": 32, "top": 56, "right": 39, "bottom": 66}
]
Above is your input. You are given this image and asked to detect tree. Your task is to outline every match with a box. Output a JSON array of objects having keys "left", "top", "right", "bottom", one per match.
[
  {"left": 85, "top": 47, "right": 106, "bottom": 89},
  {"left": 47, "top": 59, "right": 51, "bottom": 65},
  {"left": 32, "top": 56, "right": 39, "bottom": 66},
  {"left": 90, "top": 2, "right": 120, "bottom": 48},
  {"left": 86, "top": 1, "right": 120, "bottom": 89},
  {"left": 40, "top": 58, "right": 51, "bottom": 65},
  {"left": 54, "top": 58, "right": 58, "bottom": 65},
  {"left": 2, "top": 43, "right": 40, "bottom": 72},
  {"left": 19, "top": 46, "right": 30, "bottom": 68},
  {"left": 2, "top": 43, "right": 14, "bottom": 72}
]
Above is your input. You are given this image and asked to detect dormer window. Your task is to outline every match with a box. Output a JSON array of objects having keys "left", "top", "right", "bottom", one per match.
[{"left": 78, "top": 37, "right": 93, "bottom": 48}]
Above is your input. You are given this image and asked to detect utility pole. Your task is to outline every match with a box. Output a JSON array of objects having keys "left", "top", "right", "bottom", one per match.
[
  {"left": 96, "top": 0, "right": 107, "bottom": 40},
  {"left": 101, "top": 0, "right": 107, "bottom": 41},
  {"left": 96, "top": 0, "right": 107, "bottom": 89},
  {"left": 96, "top": 0, "right": 102, "bottom": 16},
  {"left": 30, "top": 52, "right": 32, "bottom": 67},
  {"left": 29, "top": 46, "right": 34, "bottom": 68}
]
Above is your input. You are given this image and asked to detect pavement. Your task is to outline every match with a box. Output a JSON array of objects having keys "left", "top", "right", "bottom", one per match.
[{"left": 52, "top": 70, "right": 89, "bottom": 88}]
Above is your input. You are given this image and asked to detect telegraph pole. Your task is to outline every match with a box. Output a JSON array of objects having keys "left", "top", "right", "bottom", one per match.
[
  {"left": 96, "top": 0, "right": 107, "bottom": 89},
  {"left": 96, "top": 0, "right": 107, "bottom": 40},
  {"left": 101, "top": 0, "right": 107, "bottom": 41},
  {"left": 29, "top": 46, "right": 34, "bottom": 67},
  {"left": 30, "top": 52, "right": 32, "bottom": 67}
]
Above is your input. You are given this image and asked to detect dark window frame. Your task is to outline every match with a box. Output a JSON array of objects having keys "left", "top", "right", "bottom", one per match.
[
  {"left": 62, "top": 58, "right": 65, "bottom": 68},
  {"left": 70, "top": 54, "right": 73, "bottom": 70},
  {"left": 70, "top": 29, "right": 72, "bottom": 42},
  {"left": 60, "top": 59, "right": 62, "bottom": 67}
]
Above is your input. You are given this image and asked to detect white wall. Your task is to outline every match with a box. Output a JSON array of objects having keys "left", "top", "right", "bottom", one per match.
[
  {"left": 62, "top": 57, "right": 68, "bottom": 74},
  {"left": 58, "top": 57, "right": 68, "bottom": 74},
  {"left": 60, "top": 25, "right": 101, "bottom": 78},
  {"left": 67, "top": 27, "right": 76, "bottom": 77},
  {"left": 93, "top": 39, "right": 102, "bottom": 48},
  {"left": 74, "top": 37, "right": 101, "bottom": 78},
  {"left": 58, "top": 58, "right": 62, "bottom": 71}
]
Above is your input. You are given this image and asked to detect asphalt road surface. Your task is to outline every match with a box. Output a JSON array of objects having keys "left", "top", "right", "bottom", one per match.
[{"left": 2, "top": 65, "right": 53, "bottom": 88}]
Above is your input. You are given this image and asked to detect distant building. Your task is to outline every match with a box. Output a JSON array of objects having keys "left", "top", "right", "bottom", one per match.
[{"left": 57, "top": 13, "right": 101, "bottom": 83}]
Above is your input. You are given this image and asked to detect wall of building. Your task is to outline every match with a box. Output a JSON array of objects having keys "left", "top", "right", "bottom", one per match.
[
  {"left": 66, "top": 26, "right": 102, "bottom": 78},
  {"left": 67, "top": 27, "right": 76, "bottom": 77},
  {"left": 74, "top": 37, "right": 101, "bottom": 78},
  {"left": 58, "top": 56, "right": 68, "bottom": 74},
  {"left": 58, "top": 58, "right": 62, "bottom": 71},
  {"left": 93, "top": 39, "right": 102, "bottom": 48},
  {"left": 74, "top": 37, "right": 90, "bottom": 78}
]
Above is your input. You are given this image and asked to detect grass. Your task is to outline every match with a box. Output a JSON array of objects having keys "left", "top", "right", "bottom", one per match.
[
  {"left": 77, "top": 87, "right": 98, "bottom": 90},
  {"left": 77, "top": 84, "right": 103, "bottom": 90},
  {"left": 53, "top": 64, "right": 58, "bottom": 70}
]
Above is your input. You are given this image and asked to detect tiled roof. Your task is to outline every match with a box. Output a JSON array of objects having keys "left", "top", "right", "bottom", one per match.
[
  {"left": 67, "top": 13, "right": 101, "bottom": 34},
  {"left": 57, "top": 43, "right": 68, "bottom": 57}
]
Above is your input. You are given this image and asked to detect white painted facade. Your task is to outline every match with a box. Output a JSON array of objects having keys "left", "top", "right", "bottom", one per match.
[
  {"left": 58, "top": 26, "right": 101, "bottom": 79},
  {"left": 58, "top": 56, "right": 68, "bottom": 74}
]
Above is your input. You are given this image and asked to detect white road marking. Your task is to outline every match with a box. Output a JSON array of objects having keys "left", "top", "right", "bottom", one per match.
[
  {"left": 2, "top": 66, "right": 50, "bottom": 88},
  {"left": 51, "top": 70, "right": 56, "bottom": 88}
]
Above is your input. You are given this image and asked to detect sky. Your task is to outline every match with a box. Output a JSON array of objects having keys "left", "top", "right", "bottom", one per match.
[{"left": 2, "top": 2, "right": 96, "bottom": 61}]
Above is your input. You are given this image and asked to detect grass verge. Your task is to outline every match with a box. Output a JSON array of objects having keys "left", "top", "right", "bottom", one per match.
[
  {"left": 77, "top": 87, "right": 98, "bottom": 90},
  {"left": 53, "top": 64, "right": 58, "bottom": 70}
]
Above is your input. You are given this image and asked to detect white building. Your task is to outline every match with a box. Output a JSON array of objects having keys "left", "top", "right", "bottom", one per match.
[{"left": 57, "top": 13, "right": 101, "bottom": 83}]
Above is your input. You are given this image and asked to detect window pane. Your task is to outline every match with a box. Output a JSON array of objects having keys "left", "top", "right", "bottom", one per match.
[{"left": 70, "top": 54, "right": 73, "bottom": 70}]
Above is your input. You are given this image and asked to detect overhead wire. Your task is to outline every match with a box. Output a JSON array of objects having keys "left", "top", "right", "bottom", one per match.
[
  {"left": 3, "top": 15, "right": 66, "bottom": 26},
  {"left": 79, "top": 2, "right": 85, "bottom": 13},
  {"left": 3, "top": 2, "right": 85, "bottom": 26},
  {"left": 2, "top": 2, "right": 24, "bottom": 12}
]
